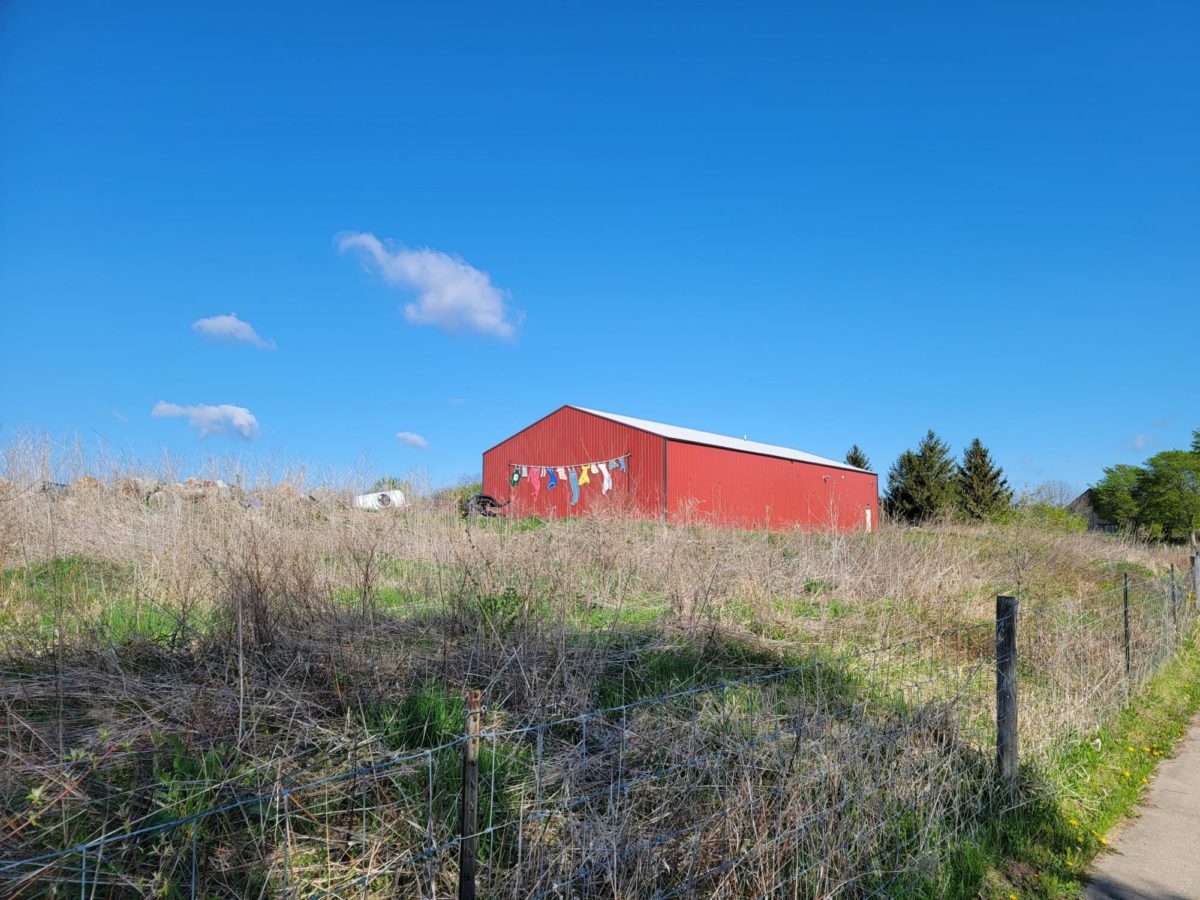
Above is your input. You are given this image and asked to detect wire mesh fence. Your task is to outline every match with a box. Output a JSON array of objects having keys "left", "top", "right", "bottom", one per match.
[
  {"left": 1015, "top": 569, "right": 1194, "bottom": 760},
  {"left": 1, "top": 570, "right": 1195, "bottom": 898}
]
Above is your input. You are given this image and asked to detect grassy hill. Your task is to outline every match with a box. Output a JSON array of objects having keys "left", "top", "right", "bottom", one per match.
[{"left": 0, "top": 472, "right": 1193, "bottom": 897}]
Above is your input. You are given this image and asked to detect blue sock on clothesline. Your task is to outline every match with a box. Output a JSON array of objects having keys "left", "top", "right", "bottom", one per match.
[{"left": 568, "top": 468, "right": 580, "bottom": 505}]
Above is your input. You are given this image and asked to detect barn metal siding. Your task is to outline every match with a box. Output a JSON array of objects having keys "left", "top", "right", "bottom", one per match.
[
  {"left": 665, "top": 441, "right": 879, "bottom": 531},
  {"left": 482, "top": 407, "right": 665, "bottom": 520}
]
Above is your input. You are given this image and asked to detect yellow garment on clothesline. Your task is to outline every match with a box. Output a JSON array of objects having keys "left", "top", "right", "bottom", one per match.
[{"left": 577, "top": 465, "right": 591, "bottom": 485}]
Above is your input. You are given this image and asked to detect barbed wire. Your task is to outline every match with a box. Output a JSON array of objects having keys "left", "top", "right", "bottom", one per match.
[{"left": 1, "top": 570, "right": 1193, "bottom": 897}]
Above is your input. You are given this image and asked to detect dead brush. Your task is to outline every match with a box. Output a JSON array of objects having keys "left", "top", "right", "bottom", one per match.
[{"left": 0, "top": 436, "right": 1191, "bottom": 897}]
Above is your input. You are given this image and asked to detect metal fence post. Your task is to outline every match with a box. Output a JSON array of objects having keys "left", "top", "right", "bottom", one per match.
[
  {"left": 1123, "top": 573, "right": 1131, "bottom": 684},
  {"left": 459, "top": 689, "right": 482, "bottom": 900},
  {"left": 996, "top": 595, "right": 1019, "bottom": 791}
]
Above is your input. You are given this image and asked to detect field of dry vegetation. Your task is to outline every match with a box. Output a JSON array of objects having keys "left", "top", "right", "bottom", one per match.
[{"left": 0, "top": 444, "right": 1193, "bottom": 898}]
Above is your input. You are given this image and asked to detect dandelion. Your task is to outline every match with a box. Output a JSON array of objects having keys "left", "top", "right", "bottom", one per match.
[
  {"left": 1141, "top": 777, "right": 1148, "bottom": 784},
  {"left": 1077, "top": 836, "right": 1084, "bottom": 843},
  {"left": 1143, "top": 746, "right": 1151, "bottom": 753},
  {"left": 1100, "top": 837, "right": 1109, "bottom": 846},
  {"left": 1127, "top": 746, "right": 1136, "bottom": 752},
  {"left": 1069, "top": 818, "right": 1079, "bottom": 826},
  {"left": 1123, "top": 771, "right": 1131, "bottom": 777}
]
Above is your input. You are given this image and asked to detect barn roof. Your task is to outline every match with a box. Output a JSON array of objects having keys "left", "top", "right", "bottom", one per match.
[{"left": 574, "top": 407, "right": 871, "bottom": 473}]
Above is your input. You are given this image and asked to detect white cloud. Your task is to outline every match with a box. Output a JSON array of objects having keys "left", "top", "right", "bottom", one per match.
[
  {"left": 192, "top": 313, "right": 276, "bottom": 349},
  {"left": 1131, "top": 433, "right": 1148, "bottom": 452},
  {"left": 152, "top": 402, "right": 260, "bottom": 440},
  {"left": 396, "top": 431, "right": 429, "bottom": 449},
  {"left": 337, "top": 232, "right": 518, "bottom": 339}
]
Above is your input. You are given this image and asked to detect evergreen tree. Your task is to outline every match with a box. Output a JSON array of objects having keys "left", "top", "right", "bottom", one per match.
[
  {"left": 885, "top": 450, "right": 920, "bottom": 522},
  {"left": 885, "top": 430, "right": 956, "bottom": 523},
  {"left": 844, "top": 444, "right": 871, "bottom": 470},
  {"left": 1192, "top": 427, "right": 1200, "bottom": 455},
  {"left": 955, "top": 437, "right": 1012, "bottom": 520}
]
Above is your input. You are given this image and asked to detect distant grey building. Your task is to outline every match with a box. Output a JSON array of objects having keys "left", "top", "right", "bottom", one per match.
[{"left": 1067, "top": 489, "right": 1117, "bottom": 533}]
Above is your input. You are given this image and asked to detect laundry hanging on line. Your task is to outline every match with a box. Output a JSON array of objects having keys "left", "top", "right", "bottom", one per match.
[
  {"left": 568, "top": 467, "right": 580, "bottom": 505},
  {"left": 509, "top": 453, "right": 630, "bottom": 504}
]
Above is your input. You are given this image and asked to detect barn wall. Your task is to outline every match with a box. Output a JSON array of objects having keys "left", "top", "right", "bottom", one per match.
[
  {"left": 482, "top": 407, "right": 666, "bottom": 519},
  {"left": 665, "top": 441, "right": 879, "bottom": 531}
]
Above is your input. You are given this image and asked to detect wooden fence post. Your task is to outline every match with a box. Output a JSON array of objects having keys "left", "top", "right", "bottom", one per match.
[
  {"left": 1170, "top": 564, "right": 1178, "bottom": 642},
  {"left": 996, "top": 595, "right": 1019, "bottom": 791},
  {"left": 459, "top": 689, "right": 482, "bottom": 900},
  {"left": 1123, "top": 573, "right": 1131, "bottom": 685},
  {"left": 1192, "top": 555, "right": 1199, "bottom": 611}
]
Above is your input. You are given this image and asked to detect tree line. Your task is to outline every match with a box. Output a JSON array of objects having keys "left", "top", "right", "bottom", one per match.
[
  {"left": 1090, "top": 429, "right": 1200, "bottom": 548},
  {"left": 850, "top": 426, "right": 1200, "bottom": 546},
  {"left": 845, "top": 432, "right": 1012, "bottom": 523}
]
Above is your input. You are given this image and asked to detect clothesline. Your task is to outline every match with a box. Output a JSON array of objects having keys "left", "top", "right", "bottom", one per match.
[
  {"left": 508, "top": 452, "right": 630, "bottom": 470},
  {"left": 510, "top": 452, "right": 630, "bottom": 503}
]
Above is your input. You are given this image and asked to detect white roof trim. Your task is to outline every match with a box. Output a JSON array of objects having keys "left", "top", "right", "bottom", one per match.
[{"left": 574, "top": 407, "right": 871, "bottom": 473}]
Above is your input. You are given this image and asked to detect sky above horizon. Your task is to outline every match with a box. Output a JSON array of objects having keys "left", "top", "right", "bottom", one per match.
[{"left": 2, "top": 2, "right": 1197, "bottom": 492}]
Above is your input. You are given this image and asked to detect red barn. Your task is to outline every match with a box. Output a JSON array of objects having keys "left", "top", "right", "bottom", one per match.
[{"left": 482, "top": 406, "right": 878, "bottom": 532}]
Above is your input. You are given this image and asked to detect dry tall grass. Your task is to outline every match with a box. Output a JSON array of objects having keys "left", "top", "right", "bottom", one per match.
[{"left": 0, "top": 442, "right": 1191, "bottom": 897}]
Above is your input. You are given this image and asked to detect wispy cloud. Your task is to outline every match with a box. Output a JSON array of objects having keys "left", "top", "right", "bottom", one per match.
[
  {"left": 192, "top": 313, "right": 276, "bottom": 349},
  {"left": 152, "top": 402, "right": 260, "bottom": 439},
  {"left": 396, "top": 431, "right": 429, "bottom": 449},
  {"left": 337, "top": 232, "right": 519, "bottom": 339},
  {"left": 112, "top": 410, "right": 128, "bottom": 423},
  {"left": 1127, "top": 417, "right": 1172, "bottom": 455}
]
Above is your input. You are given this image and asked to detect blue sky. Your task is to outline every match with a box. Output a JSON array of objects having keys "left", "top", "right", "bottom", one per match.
[{"left": 1, "top": 2, "right": 1197, "bottom": 491}]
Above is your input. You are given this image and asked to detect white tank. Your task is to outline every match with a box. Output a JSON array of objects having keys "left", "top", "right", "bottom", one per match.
[{"left": 353, "top": 489, "right": 406, "bottom": 510}]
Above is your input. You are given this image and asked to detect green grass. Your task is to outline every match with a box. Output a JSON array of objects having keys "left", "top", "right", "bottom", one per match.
[
  {"left": 935, "top": 636, "right": 1200, "bottom": 899},
  {"left": 466, "top": 514, "right": 550, "bottom": 533},
  {"left": 588, "top": 631, "right": 877, "bottom": 726},
  {"left": 364, "top": 684, "right": 465, "bottom": 751},
  {"left": 0, "top": 557, "right": 200, "bottom": 643},
  {"left": 570, "top": 594, "right": 666, "bottom": 630},
  {"left": 331, "top": 584, "right": 426, "bottom": 610},
  {"left": 1, "top": 557, "right": 130, "bottom": 624}
]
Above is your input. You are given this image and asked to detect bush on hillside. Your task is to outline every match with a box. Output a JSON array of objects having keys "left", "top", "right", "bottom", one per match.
[{"left": 993, "top": 500, "right": 1086, "bottom": 534}]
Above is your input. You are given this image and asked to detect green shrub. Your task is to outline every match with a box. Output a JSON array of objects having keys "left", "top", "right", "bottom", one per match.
[
  {"left": 993, "top": 501, "right": 1086, "bottom": 534},
  {"left": 432, "top": 480, "right": 482, "bottom": 514}
]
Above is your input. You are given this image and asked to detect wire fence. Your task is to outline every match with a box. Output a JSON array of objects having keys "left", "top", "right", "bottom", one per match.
[{"left": 1, "top": 568, "right": 1195, "bottom": 897}]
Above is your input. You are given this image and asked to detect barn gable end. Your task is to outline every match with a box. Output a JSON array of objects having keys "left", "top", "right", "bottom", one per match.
[{"left": 482, "top": 406, "right": 666, "bottom": 520}]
